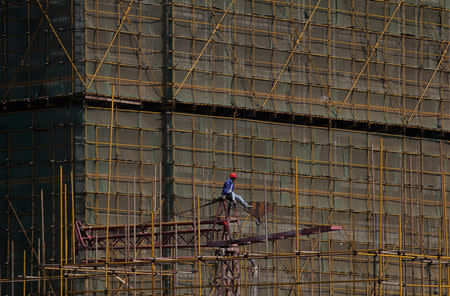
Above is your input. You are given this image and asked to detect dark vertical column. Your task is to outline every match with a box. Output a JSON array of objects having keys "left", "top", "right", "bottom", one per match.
[
  {"left": 73, "top": 0, "right": 85, "bottom": 94},
  {"left": 0, "top": 2, "right": 8, "bottom": 287},
  {"left": 72, "top": 102, "right": 85, "bottom": 250},
  {"left": 162, "top": 0, "right": 174, "bottom": 293},
  {"left": 0, "top": 0, "right": 7, "bottom": 102},
  {"left": 162, "top": 0, "right": 173, "bottom": 104}
]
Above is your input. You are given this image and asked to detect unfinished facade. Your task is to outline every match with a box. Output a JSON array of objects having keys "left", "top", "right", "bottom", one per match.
[{"left": 0, "top": 0, "right": 449, "bottom": 295}]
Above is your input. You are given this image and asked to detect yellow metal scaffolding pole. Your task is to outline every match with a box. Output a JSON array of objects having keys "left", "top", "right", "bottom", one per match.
[
  {"left": 295, "top": 156, "right": 299, "bottom": 296},
  {"left": 71, "top": 171, "right": 75, "bottom": 264},
  {"left": 64, "top": 184, "right": 68, "bottom": 265},
  {"left": 446, "top": 172, "right": 450, "bottom": 296},
  {"left": 64, "top": 183, "right": 68, "bottom": 295},
  {"left": 152, "top": 211, "right": 155, "bottom": 296},
  {"left": 399, "top": 215, "right": 402, "bottom": 296},
  {"left": 197, "top": 194, "right": 202, "bottom": 296},
  {"left": 23, "top": 249, "right": 25, "bottom": 296},
  {"left": 40, "top": 189, "right": 46, "bottom": 294},
  {"left": 60, "top": 165, "right": 63, "bottom": 296},
  {"left": 441, "top": 141, "right": 449, "bottom": 295},
  {"left": 379, "top": 138, "right": 383, "bottom": 296},
  {"left": 105, "top": 85, "right": 115, "bottom": 295},
  {"left": 439, "top": 225, "right": 442, "bottom": 296}
]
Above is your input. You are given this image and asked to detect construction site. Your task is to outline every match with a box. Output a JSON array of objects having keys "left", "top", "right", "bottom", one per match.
[{"left": 0, "top": 0, "right": 449, "bottom": 295}]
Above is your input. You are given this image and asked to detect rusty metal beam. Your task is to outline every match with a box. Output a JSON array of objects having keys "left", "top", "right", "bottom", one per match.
[{"left": 205, "top": 225, "right": 343, "bottom": 248}]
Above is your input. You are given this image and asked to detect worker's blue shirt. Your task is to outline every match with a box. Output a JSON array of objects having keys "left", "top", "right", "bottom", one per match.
[{"left": 222, "top": 178, "right": 234, "bottom": 196}]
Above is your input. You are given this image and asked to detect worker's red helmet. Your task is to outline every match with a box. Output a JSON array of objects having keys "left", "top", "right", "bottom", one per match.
[{"left": 229, "top": 172, "right": 237, "bottom": 179}]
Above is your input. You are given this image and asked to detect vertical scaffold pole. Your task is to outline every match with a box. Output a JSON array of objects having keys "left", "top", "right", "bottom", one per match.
[
  {"left": 439, "top": 225, "right": 442, "bottom": 296},
  {"left": 40, "top": 189, "right": 46, "bottom": 294},
  {"left": 295, "top": 156, "right": 299, "bottom": 295},
  {"left": 264, "top": 175, "right": 268, "bottom": 253},
  {"left": 11, "top": 240, "right": 14, "bottom": 296},
  {"left": 22, "top": 249, "right": 25, "bottom": 296},
  {"left": 59, "top": 165, "right": 63, "bottom": 296},
  {"left": 64, "top": 183, "right": 68, "bottom": 294},
  {"left": 440, "top": 141, "right": 449, "bottom": 295},
  {"left": 174, "top": 221, "right": 178, "bottom": 296},
  {"left": 197, "top": 194, "right": 202, "bottom": 296},
  {"left": 125, "top": 187, "right": 129, "bottom": 291},
  {"left": 152, "top": 210, "right": 155, "bottom": 296},
  {"left": 64, "top": 184, "right": 68, "bottom": 266},
  {"left": 105, "top": 84, "right": 115, "bottom": 296},
  {"left": 133, "top": 171, "right": 137, "bottom": 296},
  {"left": 399, "top": 215, "right": 402, "bottom": 296},
  {"left": 71, "top": 171, "right": 75, "bottom": 264},
  {"left": 152, "top": 164, "right": 156, "bottom": 295},
  {"left": 379, "top": 138, "right": 383, "bottom": 296},
  {"left": 38, "top": 238, "right": 41, "bottom": 294},
  {"left": 133, "top": 170, "right": 136, "bottom": 261},
  {"left": 159, "top": 162, "right": 163, "bottom": 288},
  {"left": 264, "top": 174, "right": 269, "bottom": 296}
]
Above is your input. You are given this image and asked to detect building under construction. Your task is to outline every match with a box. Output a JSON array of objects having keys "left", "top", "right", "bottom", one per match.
[{"left": 0, "top": 0, "right": 449, "bottom": 295}]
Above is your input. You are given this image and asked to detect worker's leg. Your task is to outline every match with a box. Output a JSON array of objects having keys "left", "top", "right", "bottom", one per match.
[
  {"left": 225, "top": 193, "right": 236, "bottom": 204},
  {"left": 232, "top": 192, "right": 251, "bottom": 208}
]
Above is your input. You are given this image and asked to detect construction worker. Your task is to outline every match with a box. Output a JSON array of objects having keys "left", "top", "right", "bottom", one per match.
[{"left": 222, "top": 172, "right": 252, "bottom": 208}]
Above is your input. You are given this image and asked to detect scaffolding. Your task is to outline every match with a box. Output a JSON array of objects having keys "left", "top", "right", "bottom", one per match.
[
  {"left": 0, "top": 106, "right": 449, "bottom": 295},
  {"left": 0, "top": 0, "right": 449, "bottom": 295},
  {"left": 169, "top": 0, "right": 450, "bottom": 129},
  {"left": 1, "top": 0, "right": 448, "bottom": 128}
]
